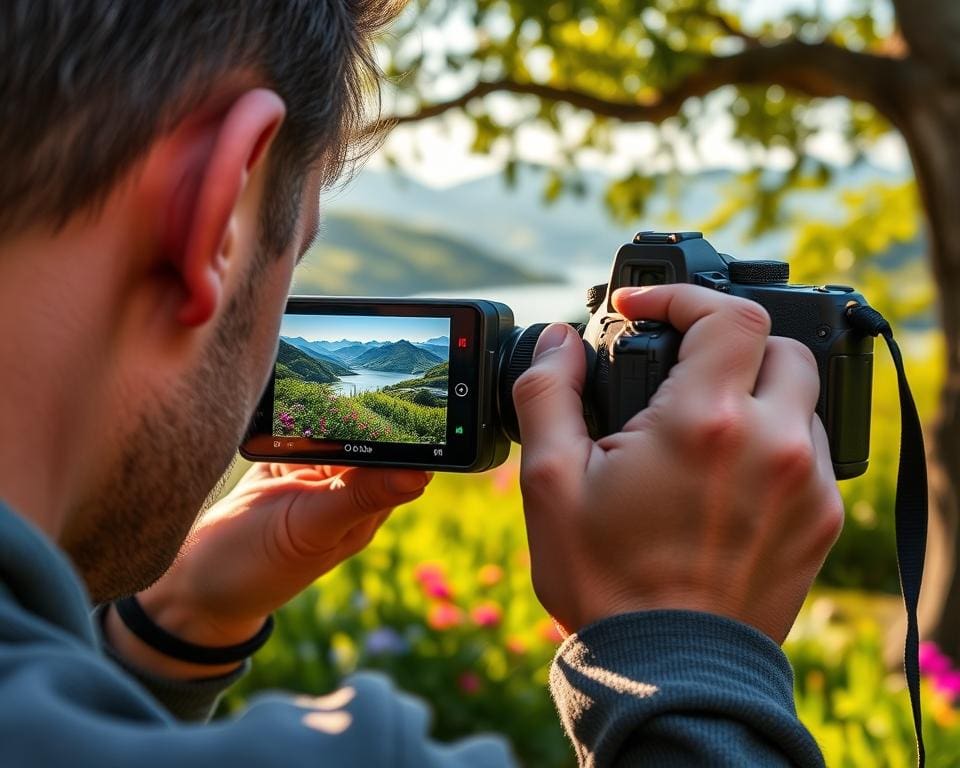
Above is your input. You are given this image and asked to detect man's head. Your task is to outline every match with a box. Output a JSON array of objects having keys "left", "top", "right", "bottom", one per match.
[{"left": 0, "top": 1, "right": 404, "bottom": 601}]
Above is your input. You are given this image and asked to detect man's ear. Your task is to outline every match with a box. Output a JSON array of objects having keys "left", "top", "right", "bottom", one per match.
[{"left": 158, "top": 89, "right": 287, "bottom": 327}]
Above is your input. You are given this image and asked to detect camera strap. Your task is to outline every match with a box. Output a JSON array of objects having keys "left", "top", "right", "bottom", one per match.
[{"left": 847, "top": 304, "right": 928, "bottom": 767}]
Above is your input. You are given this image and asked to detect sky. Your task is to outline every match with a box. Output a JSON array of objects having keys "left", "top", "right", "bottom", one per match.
[
  {"left": 280, "top": 314, "right": 450, "bottom": 344},
  {"left": 370, "top": 0, "right": 906, "bottom": 188}
]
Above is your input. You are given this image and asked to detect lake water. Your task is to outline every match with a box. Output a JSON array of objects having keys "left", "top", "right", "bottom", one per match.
[{"left": 332, "top": 369, "right": 425, "bottom": 395}]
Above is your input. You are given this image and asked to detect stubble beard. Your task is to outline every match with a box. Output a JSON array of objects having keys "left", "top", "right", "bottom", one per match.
[{"left": 64, "top": 279, "right": 261, "bottom": 604}]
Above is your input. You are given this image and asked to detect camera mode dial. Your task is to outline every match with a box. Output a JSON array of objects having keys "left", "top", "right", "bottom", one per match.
[{"left": 728, "top": 259, "right": 790, "bottom": 285}]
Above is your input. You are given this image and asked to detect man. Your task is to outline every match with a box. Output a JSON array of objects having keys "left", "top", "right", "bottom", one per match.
[{"left": 0, "top": 2, "right": 842, "bottom": 766}]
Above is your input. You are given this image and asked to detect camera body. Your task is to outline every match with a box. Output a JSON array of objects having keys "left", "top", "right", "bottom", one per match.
[
  {"left": 583, "top": 231, "right": 873, "bottom": 479},
  {"left": 242, "top": 232, "right": 874, "bottom": 479}
]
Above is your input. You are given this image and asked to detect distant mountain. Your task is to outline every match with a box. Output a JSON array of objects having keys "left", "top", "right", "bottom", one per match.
[
  {"left": 276, "top": 340, "right": 353, "bottom": 383},
  {"left": 312, "top": 339, "right": 387, "bottom": 352},
  {"left": 325, "top": 164, "right": 913, "bottom": 274},
  {"left": 352, "top": 340, "right": 444, "bottom": 374},
  {"left": 413, "top": 342, "right": 449, "bottom": 360},
  {"left": 425, "top": 336, "right": 450, "bottom": 346},
  {"left": 292, "top": 212, "right": 556, "bottom": 296},
  {"left": 330, "top": 341, "right": 390, "bottom": 362},
  {"left": 282, "top": 337, "right": 356, "bottom": 374}
]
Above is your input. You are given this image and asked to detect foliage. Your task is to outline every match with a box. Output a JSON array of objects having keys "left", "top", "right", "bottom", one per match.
[
  {"left": 274, "top": 377, "right": 447, "bottom": 444},
  {"left": 378, "top": 0, "right": 901, "bottom": 233},
  {"left": 220, "top": 464, "right": 960, "bottom": 767}
]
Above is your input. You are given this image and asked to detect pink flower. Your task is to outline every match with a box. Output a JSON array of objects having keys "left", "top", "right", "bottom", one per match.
[
  {"left": 427, "top": 602, "right": 463, "bottom": 631},
  {"left": 424, "top": 580, "right": 454, "bottom": 600},
  {"left": 470, "top": 601, "right": 503, "bottom": 628},
  {"left": 477, "top": 564, "right": 503, "bottom": 588},
  {"left": 414, "top": 563, "right": 446, "bottom": 585},
  {"left": 935, "top": 671, "right": 960, "bottom": 700},
  {"left": 457, "top": 671, "right": 482, "bottom": 695},
  {"left": 920, "top": 642, "right": 953, "bottom": 677}
]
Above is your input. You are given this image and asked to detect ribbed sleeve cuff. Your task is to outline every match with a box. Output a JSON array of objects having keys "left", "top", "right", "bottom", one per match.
[
  {"left": 92, "top": 604, "right": 248, "bottom": 722},
  {"left": 549, "top": 610, "right": 824, "bottom": 767}
]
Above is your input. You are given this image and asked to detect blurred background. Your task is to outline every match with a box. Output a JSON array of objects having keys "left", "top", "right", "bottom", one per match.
[{"left": 221, "top": 1, "right": 960, "bottom": 764}]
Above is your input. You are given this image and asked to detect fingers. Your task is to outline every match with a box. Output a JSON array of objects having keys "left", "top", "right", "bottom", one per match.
[
  {"left": 285, "top": 467, "right": 430, "bottom": 548},
  {"left": 612, "top": 284, "right": 771, "bottom": 396},
  {"left": 753, "top": 337, "right": 821, "bottom": 419},
  {"left": 513, "top": 324, "right": 592, "bottom": 470}
]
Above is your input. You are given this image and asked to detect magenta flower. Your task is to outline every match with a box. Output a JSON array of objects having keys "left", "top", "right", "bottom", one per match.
[
  {"left": 424, "top": 580, "right": 454, "bottom": 600},
  {"left": 457, "top": 671, "right": 482, "bottom": 695},
  {"left": 920, "top": 641, "right": 960, "bottom": 702},
  {"left": 920, "top": 642, "right": 953, "bottom": 677},
  {"left": 470, "top": 601, "right": 503, "bottom": 628}
]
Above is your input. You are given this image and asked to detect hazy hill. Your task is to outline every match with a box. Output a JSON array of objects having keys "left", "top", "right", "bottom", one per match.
[
  {"left": 353, "top": 340, "right": 443, "bottom": 374},
  {"left": 414, "top": 342, "right": 448, "bottom": 360},
  {"left": 282, "top": 337, "right": 356, "bottom": 374},
  {"left": 292, "top": 212, "right": 555, "bottom": 296},
  {"left": 326, "top": 164, "right": 916, "bottom": 272},
  {"left": 314, "top": 339, "right": 387, "bottom": 352},
  {"left": 276, "top": 340, "right": 353, "bottom": 383},
  {"left": 330, "top": 342, "right": 389, "bottom": 363}
]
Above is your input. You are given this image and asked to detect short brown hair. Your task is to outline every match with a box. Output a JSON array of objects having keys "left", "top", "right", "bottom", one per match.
[{"left": 0, "top": 1, "right": 405, "bottom": 248}]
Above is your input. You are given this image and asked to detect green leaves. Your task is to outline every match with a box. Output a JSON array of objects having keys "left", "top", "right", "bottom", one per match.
[{"left": 375, "top": 0, "right": 903, "bottom": 234}]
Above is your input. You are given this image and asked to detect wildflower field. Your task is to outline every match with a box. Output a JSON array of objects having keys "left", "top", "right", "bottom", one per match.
[
  {"left": 274, "top": 376, "right": 447, "bottom": 444},
  {"left": 221, "top": 339, "right": 960, "bottom": 766}
]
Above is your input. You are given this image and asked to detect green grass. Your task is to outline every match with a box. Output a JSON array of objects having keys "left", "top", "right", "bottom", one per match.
[
  {"left": 386, "top": 362, "right": 450, "bottom": 392},
  {"left": 274, "top": 377, "right": 446, "bottom": 444}
]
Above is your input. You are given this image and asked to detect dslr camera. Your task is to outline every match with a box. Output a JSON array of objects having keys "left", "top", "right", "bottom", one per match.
[{"left": 242, "top": 232, "right": 874, "bottom": 480}]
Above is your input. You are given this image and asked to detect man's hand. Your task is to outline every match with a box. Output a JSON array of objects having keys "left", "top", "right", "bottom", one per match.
[
  {"left": 512, "top": 284, "right": 843, "bottom": 644},
  {"left": 105, "top": 463, "right": 431, "bottom": 677}
]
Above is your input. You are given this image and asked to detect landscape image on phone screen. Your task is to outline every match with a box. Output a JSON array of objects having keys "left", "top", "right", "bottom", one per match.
[{"left": 272, "top": 315, "right": 450, "bottom": 444}]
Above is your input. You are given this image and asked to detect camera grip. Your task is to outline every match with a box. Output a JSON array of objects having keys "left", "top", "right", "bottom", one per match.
[{"left": 603, "top": 321, "right": 682, "bottom": 434}]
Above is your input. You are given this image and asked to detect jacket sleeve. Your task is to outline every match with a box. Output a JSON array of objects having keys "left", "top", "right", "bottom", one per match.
[
  {"left": 0, "top": 638, "right": 515, "bottom": 768},
  {"left": 548, "top": 611, "right": 825, "bottom": 767}
]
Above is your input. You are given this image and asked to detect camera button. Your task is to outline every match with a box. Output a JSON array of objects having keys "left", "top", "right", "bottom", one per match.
[
  {"left": 822, "top": 284, "right": 856, "bottom": 293},
  {"left": 454, "top": 383, "right": 469, "bottom": 397}
]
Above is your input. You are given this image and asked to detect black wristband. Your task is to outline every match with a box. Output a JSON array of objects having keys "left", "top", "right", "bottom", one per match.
[{"left": 113, "top": 595, "right": 274, "bottom": 666}]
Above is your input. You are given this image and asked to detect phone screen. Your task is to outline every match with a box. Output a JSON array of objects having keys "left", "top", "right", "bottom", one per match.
[{"left": 274, "top": 314, "right": 451, "bottom": 446}]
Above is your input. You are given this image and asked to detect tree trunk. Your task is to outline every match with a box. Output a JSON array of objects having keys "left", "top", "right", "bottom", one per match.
[{"left": 895, "top": 62, "right": 960, "bottom": 660}]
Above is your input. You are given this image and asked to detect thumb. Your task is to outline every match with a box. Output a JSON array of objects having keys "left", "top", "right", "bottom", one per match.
[{"left": 512, "top": 323, "right": 590, "bottom": 459}]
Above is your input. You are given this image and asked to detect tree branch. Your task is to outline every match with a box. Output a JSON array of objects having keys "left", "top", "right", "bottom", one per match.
[
  {"left": 690, "top": 10, "right": 762, "bottom": 48},
  {"left": 372, "top": 41, "right": 905, "bottom": 134}
]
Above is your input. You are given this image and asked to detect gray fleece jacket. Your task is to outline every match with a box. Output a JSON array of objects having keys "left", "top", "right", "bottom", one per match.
[{"left": 0, "top": 500, "right": 824, "bottom": 766}]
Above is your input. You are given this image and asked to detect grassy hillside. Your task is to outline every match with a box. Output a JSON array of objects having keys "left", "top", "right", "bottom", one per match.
[
  {"left": 386, "top": 362, "right": 449, "bottom": 391},
  {"left": 353, "top": 340, "right": 443, "bottom": 374},
  {"left": 291, "top": 212, "right": 555, "bottom": 296},
  {"left": 276, "top": 340, "right": 352, "bottom": 384}
]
